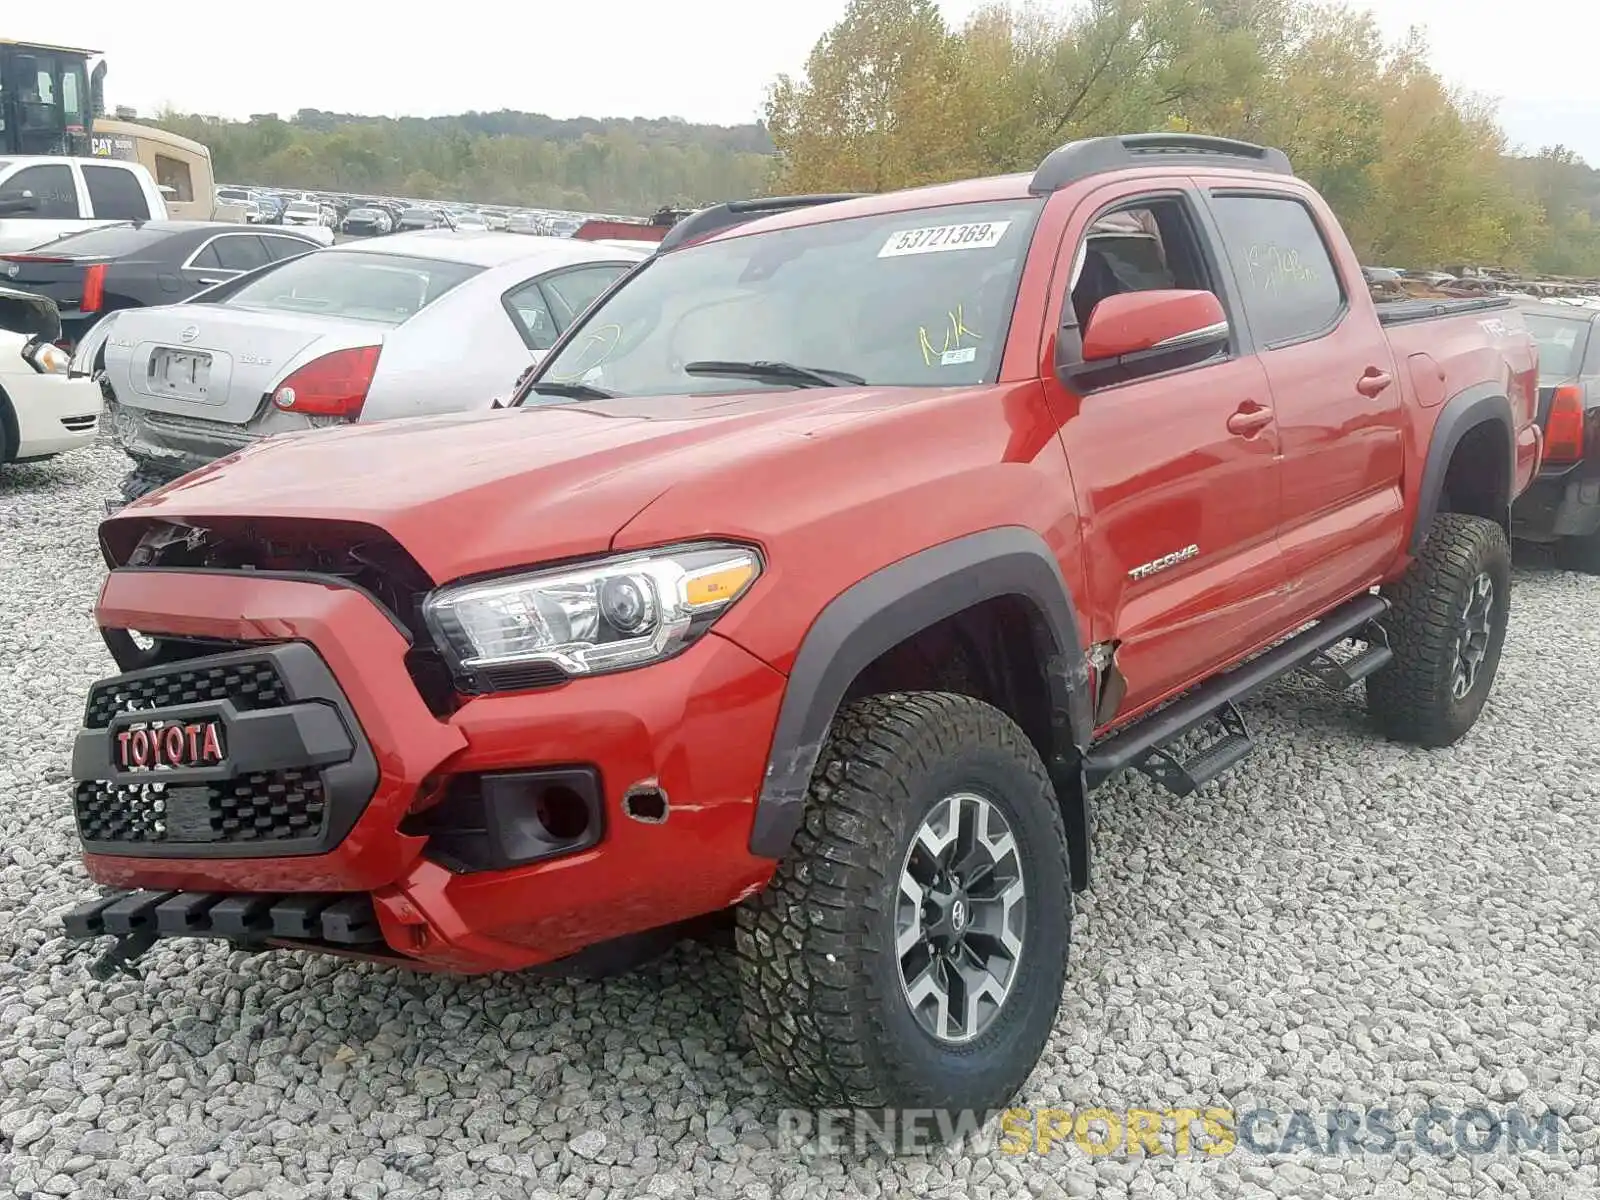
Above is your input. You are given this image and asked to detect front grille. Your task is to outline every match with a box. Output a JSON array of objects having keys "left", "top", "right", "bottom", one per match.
[
  {"left": 71, "top": 643, "right": 379, "bottom": 860},
  {"left": 85, "top": 660, "right": 286, "bottom": 729},
  {"left": 74, "top": 769, "right": 329, "bottom": 846}
]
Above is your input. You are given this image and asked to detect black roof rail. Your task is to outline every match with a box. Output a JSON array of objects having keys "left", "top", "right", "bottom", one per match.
[
  {"left": 655, "top": 193, "right": 868, "bottom": 253},
  {"left": 1029, "top": 133, "right": 1293, "bottom": 195}
]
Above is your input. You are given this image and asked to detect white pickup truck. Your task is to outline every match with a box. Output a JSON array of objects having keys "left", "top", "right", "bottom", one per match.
[{"left": 0, "top": 157, "right": 170, "bottom": 254}]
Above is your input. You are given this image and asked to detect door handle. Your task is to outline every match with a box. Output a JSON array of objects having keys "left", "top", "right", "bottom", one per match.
[
  {"left": 1226, "top": 401, "right": 1274, "bottom": 436},
  {"left": 1356, "top": 368, "right": 1393, "bottom": 397}
]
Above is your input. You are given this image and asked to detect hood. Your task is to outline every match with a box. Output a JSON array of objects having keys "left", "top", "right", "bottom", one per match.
[{"left": 105, "top": 387, "right": 926, "bottom": 581}]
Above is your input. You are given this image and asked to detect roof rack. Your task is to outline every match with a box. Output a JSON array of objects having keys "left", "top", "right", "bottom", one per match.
[
  {"left": 655, "top": 193, "right": 868, "bottom": 253},
  {"left": 1029, "top": 134, "right": 1293, "bottom": 195}
]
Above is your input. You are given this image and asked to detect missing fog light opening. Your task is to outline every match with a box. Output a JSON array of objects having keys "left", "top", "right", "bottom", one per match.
[
  {"left": 623, "top": 782, "right": 669, "bottom": 824},
  {"left": 534, "top": 784, "right": 593, "bottom": 841}
]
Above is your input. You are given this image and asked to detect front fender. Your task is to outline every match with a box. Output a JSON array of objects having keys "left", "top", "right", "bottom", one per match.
[{"left": 747, "top": 526, "right": 1093, "bottom": 860}]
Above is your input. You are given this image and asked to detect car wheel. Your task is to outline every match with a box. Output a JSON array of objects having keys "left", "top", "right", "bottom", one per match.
[
  {"left": 1368, "top": 512, "right": 1512, "bottom": 748},
  {"left": 735, "top": 692, "right": 1071, "bottom": 1115},
  {"left": 1556, "top": 530, "right": 1600, "bottom": 575}
]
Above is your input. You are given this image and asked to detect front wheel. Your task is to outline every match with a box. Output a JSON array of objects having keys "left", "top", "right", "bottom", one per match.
[
  {"left": 1368, "top": 512, "right": 1512, "bottom": 747},
  {"left": 735, "top": 692, "right": 1071, "bottom": 1115}
]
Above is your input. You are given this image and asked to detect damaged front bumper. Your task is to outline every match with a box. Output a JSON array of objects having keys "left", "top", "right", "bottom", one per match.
[{"left": 60, "top": 565, "right": 788, "bottom": 979}]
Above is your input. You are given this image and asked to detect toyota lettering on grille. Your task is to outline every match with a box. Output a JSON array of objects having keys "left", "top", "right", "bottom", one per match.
[{"left": 114, "top": 720, "right": 226, "bottom": 772}]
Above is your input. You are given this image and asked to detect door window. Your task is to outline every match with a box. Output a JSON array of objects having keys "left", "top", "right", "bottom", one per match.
[
  {"left": 83, "top": 165, "right": 150, "bottom": 220},
  {"left": 1067, "top": 199, "right": 1216, "bottom": 329},
  {"left": 0, "top": 163, "right": 78, "bottom": 218},
  {"left": 1208, "top": 195, "right": 1344, "bottom": 346}
]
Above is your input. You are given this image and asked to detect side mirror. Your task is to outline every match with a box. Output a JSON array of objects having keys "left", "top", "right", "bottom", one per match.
[
  {"left": 0, "top": 191, "right": 39, "bottom": 216},
  {"left": 1081, "top": 289, "right": 1229, "bottom": 363}
]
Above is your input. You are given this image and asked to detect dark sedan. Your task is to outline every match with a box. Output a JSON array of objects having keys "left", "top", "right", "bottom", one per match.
[
  {"left": 1512, "top": 303, "right": 1600, "bottom": 571},
  {"left": 395, "top": 207, "right": 456, "bottom": 232},
  {"left": 0, "top": 222, "right": 325, "bottom": 346}
]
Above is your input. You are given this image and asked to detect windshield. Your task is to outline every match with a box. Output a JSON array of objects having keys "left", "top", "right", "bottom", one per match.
[
  {"left": 1524, "top": 312, "right": 1592, "bottom": 380},
  {"left": 532, "top": 199, "right": 1043, "bottom": 397},
  {"left": 220, "top": 250, "right": 482, "bottom": 325}
]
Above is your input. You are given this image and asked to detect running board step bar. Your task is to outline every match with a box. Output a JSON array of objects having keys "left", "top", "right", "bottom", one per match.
[{"left": 1084, "top": 592, "right": 1390, "bottom": 795}]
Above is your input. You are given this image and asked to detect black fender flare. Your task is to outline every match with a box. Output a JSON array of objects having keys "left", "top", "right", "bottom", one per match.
[
  {"left": 0, "top": 381, "right": 18, "bottom": 464},
  {"left": 747, "top": 526, "right": 1095, "bottom": 877},
  {"left": 1409, "top": 382, "right": 1515, "bottom": 555}
]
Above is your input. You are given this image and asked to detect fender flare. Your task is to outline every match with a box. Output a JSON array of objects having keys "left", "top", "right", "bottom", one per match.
[
  {"left": 0, "top": 381, "right": 18, "bottom": 464},
  {"left": 1408, "top": 382, "right": 1516, "bottom": 555},
  {"left": 747, "top": 526, "right": 1094, "bottom": 867}
]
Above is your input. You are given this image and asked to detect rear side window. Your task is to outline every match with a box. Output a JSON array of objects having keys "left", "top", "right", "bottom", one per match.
[
  {"left": 260, "top": 234, "right": 316, "bottom": 261},
  {"left": 0, "top": 164, "right": 79, "bottom": 218},
  {"left": 212, "top": 235, "right": 269, "bottom": 272},
  {"left": 220, "top": 250, "right": 483, "bottom": 325},
  {"left": 542, "top": 264, "right": 631, "bottom": 326},
  {"left": 1209, "top": 194, "right": 1344, "bottom": 345},
  {"left": 1522, "top": 313, "right": 1591, "bottom": 380},
  {"left": 83, "top": 165, "right": 150, "bottom": 220}
]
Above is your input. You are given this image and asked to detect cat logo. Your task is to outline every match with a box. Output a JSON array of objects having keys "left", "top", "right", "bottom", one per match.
[{"left": 1128, "top": 544, "right": 1200, "bottom": 581}]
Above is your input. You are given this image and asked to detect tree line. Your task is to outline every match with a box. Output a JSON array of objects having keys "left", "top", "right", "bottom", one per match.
[{"left": 150, "top": 0, "right": 1600, "bottom": 275}]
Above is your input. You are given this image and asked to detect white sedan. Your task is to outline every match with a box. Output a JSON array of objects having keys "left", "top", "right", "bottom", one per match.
[{"left": 0, "top": 328, "right": 101, "bottom": 465}]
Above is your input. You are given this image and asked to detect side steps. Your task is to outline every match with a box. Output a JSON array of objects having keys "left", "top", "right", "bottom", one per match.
[{"left": 1084, "top": 593, "right": 1392, "bottom": 796}]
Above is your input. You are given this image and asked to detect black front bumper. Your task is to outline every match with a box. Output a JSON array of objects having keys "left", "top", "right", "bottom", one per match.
[
  {"left": 1512, "top": 461, "right": 1600, "bottom": 542},
  {"left": 71, "top": 641, "right": 380, "bottom": 859}
]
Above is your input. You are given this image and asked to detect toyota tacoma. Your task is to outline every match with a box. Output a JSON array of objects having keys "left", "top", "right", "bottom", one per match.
[{"left": 62, "top": 135, "right": 1540, "bottom": 1116}]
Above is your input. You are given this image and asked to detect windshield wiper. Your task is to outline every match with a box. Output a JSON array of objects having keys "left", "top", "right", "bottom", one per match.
[
  {"left": 682, "top": 360, "right": 866, "bottom": 388},
  {"left": 517, "top": 379, "right": 619, "bottom": 404}
]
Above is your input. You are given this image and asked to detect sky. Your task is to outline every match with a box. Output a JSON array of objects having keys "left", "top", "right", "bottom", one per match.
[{"left": 12, "top": 0, "right": 1599, "bottom": 162}]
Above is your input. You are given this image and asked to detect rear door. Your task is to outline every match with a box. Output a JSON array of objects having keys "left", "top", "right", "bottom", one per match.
[
  {"left": 1042, "top": 180, "right": 1287, "bottom": 717},
  {"left": 1201, "top": 185, "right": 1406, "bottom": 619}
]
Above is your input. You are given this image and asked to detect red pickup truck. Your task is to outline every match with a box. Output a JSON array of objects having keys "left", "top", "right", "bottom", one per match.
[{"left": 63, "top": 135, "right": 1539, "bottom": 1118}]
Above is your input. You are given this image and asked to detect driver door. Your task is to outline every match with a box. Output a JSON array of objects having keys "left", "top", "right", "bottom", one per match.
[{"left": 1041, "top": 183, "right": 1287, "bottom": 722}]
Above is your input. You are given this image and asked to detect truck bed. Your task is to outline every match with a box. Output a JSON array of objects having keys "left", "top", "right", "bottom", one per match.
[{"left": 1375, "top": 295, "right": 1512, "bottom": 326}]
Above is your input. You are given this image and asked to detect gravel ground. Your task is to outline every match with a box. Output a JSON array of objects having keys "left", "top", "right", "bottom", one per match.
[{"left": 3, "top": 445, "right": 1599, "bottom": 1200}]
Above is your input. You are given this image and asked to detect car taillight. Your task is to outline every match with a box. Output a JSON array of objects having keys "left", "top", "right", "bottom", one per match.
[
  {"left": 81, "top": 264, "right": 106, "bottom": 314},
  {"left": 271, "top": 346, "right": 381, "bottom": 419},
  {"left": 1545, "top": 384, "right": 1586, "bottom": 464}
]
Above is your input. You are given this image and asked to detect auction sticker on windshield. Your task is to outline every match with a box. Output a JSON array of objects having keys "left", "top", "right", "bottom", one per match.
[{"left": 879, "top": 221, "right": 1011, "bottom": 258}]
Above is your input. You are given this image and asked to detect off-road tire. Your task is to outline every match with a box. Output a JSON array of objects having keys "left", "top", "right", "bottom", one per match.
[
  {"left": 1556, "top": 531, "right": 1600, "bottom": 575},
  {"left": 734, "top": 691, "right": 1071, "bottom": 1114},
  {"left": 1368, "top": 512, "right": 1511, "bottom": 747}
]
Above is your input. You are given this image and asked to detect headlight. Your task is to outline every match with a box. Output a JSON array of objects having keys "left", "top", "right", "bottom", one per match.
[
  {"left": 423, "top": 542, "right": 762, "bottom": 687},
  {"left": 24, "top": 340, "right": 70, "bottom": 375}
]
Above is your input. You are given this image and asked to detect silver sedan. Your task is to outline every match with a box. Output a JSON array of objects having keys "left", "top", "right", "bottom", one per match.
[{"left": 73, "top": 230, "right": 645, "bottom": 499}]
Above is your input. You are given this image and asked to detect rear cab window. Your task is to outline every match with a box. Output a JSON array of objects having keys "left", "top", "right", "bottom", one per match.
[
  {"left": 82, "top": 164, "right": 150, "bottom": 220},
  {"left": 219, "top": 250, "right": 483, "bottom": 325},
  {"left": 1207, "top": 193, "right": 1346, "bottom": 346},
  {"left": 535, "top": 198, "right": 1044, "bottom": 396}
]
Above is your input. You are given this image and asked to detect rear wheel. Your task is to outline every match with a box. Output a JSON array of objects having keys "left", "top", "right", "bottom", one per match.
[
  {"left": 735, "top": 692, "right": 1071, "bottom": 1114},
  {"left": 1368, "top": 513, "right": 1512, "bottom": 747}
]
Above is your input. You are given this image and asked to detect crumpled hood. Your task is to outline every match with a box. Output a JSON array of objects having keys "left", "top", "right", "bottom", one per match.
[{"left": 107, "top": 388, "right": 916, "bottom": 581}]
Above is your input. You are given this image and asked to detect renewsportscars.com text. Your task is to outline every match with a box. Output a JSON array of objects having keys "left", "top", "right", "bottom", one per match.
[{"left": 776, "top": 1106, "right": 1563, "bottom": 1159}]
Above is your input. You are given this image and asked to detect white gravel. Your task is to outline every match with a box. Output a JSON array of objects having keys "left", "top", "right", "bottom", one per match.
[{"left": 3, "top": 444, "right": 1600, "bottom": 1199}]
